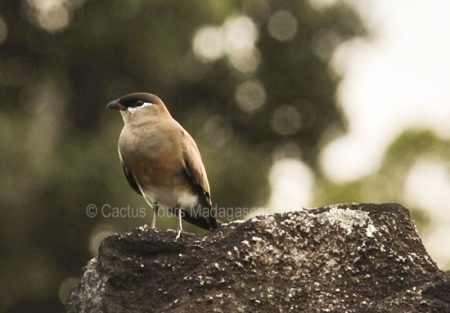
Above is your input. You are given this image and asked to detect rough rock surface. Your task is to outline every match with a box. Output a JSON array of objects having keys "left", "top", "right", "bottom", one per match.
[{"left": 66, "top": 203, "right": 450, "bottom": 312}]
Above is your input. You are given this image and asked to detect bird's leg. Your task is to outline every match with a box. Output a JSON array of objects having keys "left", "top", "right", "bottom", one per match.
[
  {"left": 175, "top": 206, "right": 183, "bottom": 239},
  {"left": 151, "top": 202, "right": 159, "bottom": 229}
]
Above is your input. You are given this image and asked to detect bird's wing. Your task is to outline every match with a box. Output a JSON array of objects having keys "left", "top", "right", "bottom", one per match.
[
  {"left": 122, "top": 165, "right": 142, "bottom": 196},
  {"left": 180, "top": 132, "right": 218, "bottom": 230},
  {"left": 181, "top": 134, "right": 211, "bottom": 208}
]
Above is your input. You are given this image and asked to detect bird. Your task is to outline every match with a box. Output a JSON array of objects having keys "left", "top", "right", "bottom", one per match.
[{"left": 106, "top": 92, "right": 218, "bottom": 238}]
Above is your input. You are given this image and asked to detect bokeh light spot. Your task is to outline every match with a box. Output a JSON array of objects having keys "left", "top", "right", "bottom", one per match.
[
  {"left": 192, "top": 26, "right": 225, "bottom": 62},
  {"left": 200, "top": 115, "right": 233, "bottom": 148},
  {"left": 235, "top": 80, "right": 266, "bottom": 113},
  {"left": 404, "top": 158, "right": 450, "bottom": 216},
  {"left": 38, "top": 7, "right": 70, "bottom": 32},
  {"left": 58, "top": 276, "right": 79, "bottom": 304},
  {"left": 89, "top": 223, "right": 116, "bottom": 256},
  {"left": 403, "top": 158, "right": 450, "bottom": 267},
  {"left": 229, "top": 47, "right": 261, "bottom": 74},
  {"left": 223, "top": 15, "right": 258, "bottom": 54},
  {"left": 312, "top": 29, "right": 341, "bottom": 61},
  {"left": 269, "top": 158, "right": 314, "bottom": 212},
  {"left": 267, "top": 10, "right": 298, "bottom": 42},
  {"left": 192, "top": 15, "right": 259, "bottom": 74},
  {"left": 271, "top": 105, "right": 302, "bottom": 135},
  {"left": 26, "top": 0, "right": 73, "bottom": 33}
]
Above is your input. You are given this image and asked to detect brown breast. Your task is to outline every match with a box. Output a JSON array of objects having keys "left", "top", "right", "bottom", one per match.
[{"left": 119, "top": 118, "right": 192, "bottom": 193}]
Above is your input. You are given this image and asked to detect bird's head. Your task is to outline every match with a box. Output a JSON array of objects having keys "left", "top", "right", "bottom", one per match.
[{"left": 106, "top": 92, "right": 170, "bottom": 123}]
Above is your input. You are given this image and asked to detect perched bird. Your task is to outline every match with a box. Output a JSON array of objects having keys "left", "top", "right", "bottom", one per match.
[{"left": 106, "top": 92, "right": 218, "bottom": 238}]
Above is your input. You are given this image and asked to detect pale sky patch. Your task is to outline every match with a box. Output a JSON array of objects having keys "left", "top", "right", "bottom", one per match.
[{"left": 320, "top": 0, "right": 450, "bottom": 181}]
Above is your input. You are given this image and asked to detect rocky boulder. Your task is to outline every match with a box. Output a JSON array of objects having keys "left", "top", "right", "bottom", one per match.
[{"left": 66, "top": 203, "right": 450, "bottom": 312}]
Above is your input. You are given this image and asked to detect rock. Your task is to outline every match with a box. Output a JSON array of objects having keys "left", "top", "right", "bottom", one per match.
[{"left": 66, "top": 203, "right": 450, "bottom": 312}]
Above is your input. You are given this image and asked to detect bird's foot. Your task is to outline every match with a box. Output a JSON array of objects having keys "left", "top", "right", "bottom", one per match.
[
  {"left": 150, "top": 203, "right": 158, "bottom": 229},
  {"left": 175, "top": 206, "right": 183, "bottom": 240},
  {"left": 175, "top": 229, "right": 182, "bottom": 240}
]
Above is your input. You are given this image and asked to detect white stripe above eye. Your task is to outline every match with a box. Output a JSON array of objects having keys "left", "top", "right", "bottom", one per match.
[{"left": 127, "top": 102, "right": 154, "bottom": 113}]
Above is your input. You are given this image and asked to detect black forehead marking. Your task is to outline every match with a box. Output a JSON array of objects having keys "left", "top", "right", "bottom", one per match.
[{"left": 118, "top": 93, "right": 162, "bottom": 107}]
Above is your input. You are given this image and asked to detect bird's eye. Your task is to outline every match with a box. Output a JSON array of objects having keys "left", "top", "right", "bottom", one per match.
[{"left": 136, "top": 100, "right": 144, "bottom": 106}]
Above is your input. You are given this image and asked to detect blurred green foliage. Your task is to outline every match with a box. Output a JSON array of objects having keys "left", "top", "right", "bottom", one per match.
[
  {"left": 0, "top": 0, "right": 367, "bottom": 311},
  {"left": 314, "top": 129, "right": 450, "bottom": 227}
]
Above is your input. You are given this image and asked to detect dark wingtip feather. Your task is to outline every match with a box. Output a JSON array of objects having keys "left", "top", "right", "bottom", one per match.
[{"left": 171, "top": 207, "right": 220, "bottom": 231}]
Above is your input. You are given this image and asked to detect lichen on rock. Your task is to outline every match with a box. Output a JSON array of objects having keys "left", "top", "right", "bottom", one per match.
[{"left": 316, "top": 205, "right": 377, "bottom": 236}]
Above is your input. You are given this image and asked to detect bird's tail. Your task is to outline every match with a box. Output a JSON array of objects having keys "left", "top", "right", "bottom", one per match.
[{"left": 171, "top": 206, "right": 220, "bottom": 231}]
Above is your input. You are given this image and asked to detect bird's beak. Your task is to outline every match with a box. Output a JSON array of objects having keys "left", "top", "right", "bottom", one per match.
[{"left": 106, "top": 100, "right": 126, "bottom": 110}]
